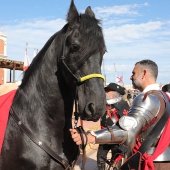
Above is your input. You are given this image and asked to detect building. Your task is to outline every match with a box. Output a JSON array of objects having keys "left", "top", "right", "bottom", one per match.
[
  {"left": 0, "top": 32, "right": 23, "bottom": 84},
  {"left": 0, "top": 32, "right": 7, "bottom": 84}
]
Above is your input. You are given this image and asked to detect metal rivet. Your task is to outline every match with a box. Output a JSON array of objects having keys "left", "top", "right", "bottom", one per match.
[
  {"left": 18, "top": 121, "right": 22, "bottom": 125},
  {"left": 38, "top": 141, "right": 42, "bottom": 146}
]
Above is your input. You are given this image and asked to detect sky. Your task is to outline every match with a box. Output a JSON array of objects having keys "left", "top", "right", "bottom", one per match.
[{"left": 0, "top": 0, "right": 170, "bottom": 85}]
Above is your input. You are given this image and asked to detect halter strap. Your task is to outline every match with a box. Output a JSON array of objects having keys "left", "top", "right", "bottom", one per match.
[{"left": 80, "top": 74, "right": 105, "bottom": 82}]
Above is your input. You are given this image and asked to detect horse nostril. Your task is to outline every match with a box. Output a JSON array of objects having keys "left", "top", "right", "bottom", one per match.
[{"left": 88, "top": 103, "right": 95, "bottom": 114}]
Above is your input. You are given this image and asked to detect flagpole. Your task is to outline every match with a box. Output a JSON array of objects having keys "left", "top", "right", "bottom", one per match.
[
  {"left": 114, "top": 63, "right": 117, "bottom": 82},
  {"left": 23, "top": 42, "right": 30, "bottom": 72},
  {"left": 26, "top": 42, "right": 28, "bottom": 51},
  {"left": 34, "top": 48, "right": 36, "bottom": 58},
  {"left": 122, "top": 72, "right": 124, "bottom": 86}
]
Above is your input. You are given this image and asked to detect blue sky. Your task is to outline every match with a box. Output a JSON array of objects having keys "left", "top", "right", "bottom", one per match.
[{"left": 0, "top": 0, "right": 170, "bottom": 85}]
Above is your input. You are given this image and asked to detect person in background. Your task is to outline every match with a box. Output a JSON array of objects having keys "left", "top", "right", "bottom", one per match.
[
  {"left": 162, "top": 83, "right": 170, "bottom": 97},
  {"left": 123, "top": 89, "right": 131, "bottom": 106},
  {"left": 70, "top": 59, "right": 170, "bottom": 170},
  {"left": 97, "top": 83, "right": 129, "bottom": 170}
]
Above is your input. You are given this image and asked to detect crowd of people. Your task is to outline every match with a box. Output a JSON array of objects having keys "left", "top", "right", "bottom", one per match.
[{"left": 70, "top": 59, "right": 170, "bottom": 170}]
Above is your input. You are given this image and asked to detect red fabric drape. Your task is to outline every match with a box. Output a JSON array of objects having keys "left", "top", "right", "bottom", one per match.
[
  {"left": 142, "top": 93, "right": 170, "bottom": 170},
  {"left": 132, "top": 93, "right": 170, "bottom": 170},
  {"left": 0, "top": 90, "right": 16, "bottom": 153},
  {"left": 142, "top": 117, "right": 170, "bottom": 170}
]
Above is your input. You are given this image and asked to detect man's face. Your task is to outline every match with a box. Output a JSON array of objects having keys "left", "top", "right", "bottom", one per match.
[
  {"left": 105, "top": 91, "right": 118, "bottom": 100},
  {"left": 130, "top": 63, "right": 143, "bottom": 90}
]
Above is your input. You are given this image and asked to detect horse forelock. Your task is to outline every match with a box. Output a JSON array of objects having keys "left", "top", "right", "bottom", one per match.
[
  {"left": 65, "top": 14, "right": 106, "bottom": 73},
  {"left": 80, "top": 13, "right": 105, "bottom": 48}
]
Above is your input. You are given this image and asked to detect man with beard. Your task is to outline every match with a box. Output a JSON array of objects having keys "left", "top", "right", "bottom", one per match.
[
  {"left": 97, "top": 83, "right": 129, "bottom": 170},
  {"left": 70, "top": 59, "right": 170, "bottom": 170}
]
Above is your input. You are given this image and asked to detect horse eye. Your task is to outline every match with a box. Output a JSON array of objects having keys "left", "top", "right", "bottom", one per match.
[{"left": 70, "top": 44, "right": 80, "bottom": 51}]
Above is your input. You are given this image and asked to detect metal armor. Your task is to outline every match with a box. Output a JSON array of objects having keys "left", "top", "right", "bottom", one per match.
[{"left": 93, "top": 92, "right": 170, "bottom": 162}]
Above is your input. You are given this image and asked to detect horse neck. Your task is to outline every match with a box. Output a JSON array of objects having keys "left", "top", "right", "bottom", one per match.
[{"left": 13, "top": 33, "right": 75, "bottom": 130}]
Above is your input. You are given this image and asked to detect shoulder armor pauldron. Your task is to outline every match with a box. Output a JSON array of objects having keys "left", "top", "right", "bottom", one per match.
[{"left": 128, "top": 93, "right": 161, "bottom": 123}]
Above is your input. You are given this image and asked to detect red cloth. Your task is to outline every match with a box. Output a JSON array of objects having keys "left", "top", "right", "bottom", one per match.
[
  {"left": 142, "top": 93, "right": 170, "bottom": 170},
  {"left": 142, "top": 117, "right": 170, "bottom": 170},
  {"left": 108, "top": 109, "right": 119, "bottom": 121},
  {"left": 0, "top": 90, "right": 16, "bottom": 153}
]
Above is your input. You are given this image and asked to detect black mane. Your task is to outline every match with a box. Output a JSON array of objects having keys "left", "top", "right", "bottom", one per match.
[{"left": 20, "top": 24, "right": 69, "bottom": 88}]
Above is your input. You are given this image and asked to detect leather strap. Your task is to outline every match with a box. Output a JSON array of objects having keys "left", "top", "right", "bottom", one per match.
[
  {"left": 76, "top": 126, "right": 87, "bottom": 170},
  {"left": 10, "top": 106, "right": 71, "bottom": 170},
  {"left": 76, "top": 126, "right": 87, "bottom": 150},
  {"left": 107, "top": 126, "right": 114, "bottom": 141},
  {"left": 139, "top": 91, "right": 170, "bottom": 154}
]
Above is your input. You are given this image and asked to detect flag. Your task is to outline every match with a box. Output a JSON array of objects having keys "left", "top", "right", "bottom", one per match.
[
  {"left": 33, "top": 48, "right": 39, "bottom": 57},
  {"left": 23, "top": 48, "right": 30, "bottom": 71},
  {"left": 116, "top": 76, "right": 123, "bottom": 83}
]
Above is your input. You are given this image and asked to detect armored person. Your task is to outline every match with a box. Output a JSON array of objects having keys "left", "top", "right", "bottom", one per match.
[{"left": 70, "top": 60, "right": 170, "bottom": 170}]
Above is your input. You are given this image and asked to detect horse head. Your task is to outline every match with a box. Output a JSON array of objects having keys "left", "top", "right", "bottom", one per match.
[{"left": 60, "top": 0, "right": 106, "bottom": 121}]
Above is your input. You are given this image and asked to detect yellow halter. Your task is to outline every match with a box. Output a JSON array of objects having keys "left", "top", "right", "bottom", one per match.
[{"left": 80, "top": 74, "right": 105, "bottom": 82}]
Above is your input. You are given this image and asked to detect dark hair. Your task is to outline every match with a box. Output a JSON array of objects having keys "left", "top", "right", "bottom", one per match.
[
  {"left": 162, "top": 84, "right": 170, "bottom": 92},
  {"left": 135, "top": 59, "right": 158, "bottom": 80}
]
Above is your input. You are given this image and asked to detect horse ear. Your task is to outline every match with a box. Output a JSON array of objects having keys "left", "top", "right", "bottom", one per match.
[
  {"left": 85, "top": 6, "right": 95, "bottom": 18},
  {"left": 67, "top": 0, "right": 79, "bottom": 23}
]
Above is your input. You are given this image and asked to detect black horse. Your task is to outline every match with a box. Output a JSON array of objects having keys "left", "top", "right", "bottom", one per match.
[{"left": 0, "top": 1, "right": 106, "bottom": 169}]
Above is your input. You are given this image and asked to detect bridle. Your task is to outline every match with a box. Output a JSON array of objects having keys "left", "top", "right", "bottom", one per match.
[
  {"left": 60, "top": 33, "right": 105, "bottom": 169},
  {"left": 9, "top": 29, "right": 105, "bottom": 170},
  {"left": 61, "top": 51, "right": 105, "bottom": 84},
  {"left": 60, "top": 36, "right": 105, "bottom": 124},
  {"left": 60, "top": 28, "right": 105, "bottom": 85}
]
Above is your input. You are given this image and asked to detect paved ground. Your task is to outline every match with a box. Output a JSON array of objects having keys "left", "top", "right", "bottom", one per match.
[
  {"left": 72, "top": 118, "right": 114, "bottom": 170},
  {"left": 72, "top": 119, "right": 100, "bottom": 170},
  {"left": 74, "top": 144, "right": 98, "bottom": 170},
  {"left": 74, "top": 144, "right": 112, "bottom": 170}
]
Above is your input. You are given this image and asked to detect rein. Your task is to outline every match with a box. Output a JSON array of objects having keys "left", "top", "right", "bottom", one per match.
[{"left": 9, "top": 107, "right": 72, "bottom": 170}]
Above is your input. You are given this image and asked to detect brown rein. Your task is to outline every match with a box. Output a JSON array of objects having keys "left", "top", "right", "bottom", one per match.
[{"left": 10, "top": 106, "right": 72, "bottom": 170}]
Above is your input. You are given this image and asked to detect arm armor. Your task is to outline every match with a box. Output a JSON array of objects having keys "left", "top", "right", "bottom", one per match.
[{"left": 94, "top": 93, "right": 161, "bottom": 149}]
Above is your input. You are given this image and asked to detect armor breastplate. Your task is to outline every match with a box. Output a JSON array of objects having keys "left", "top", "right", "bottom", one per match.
[
  {"left": 119, "top": 93, "right": 161, "bottom": 148},
  {"left": 95, "top": 93, "right": 161, "bottom": 148},
  {"left": 93, "top": 91, "right": 170, "bottom": 162}
]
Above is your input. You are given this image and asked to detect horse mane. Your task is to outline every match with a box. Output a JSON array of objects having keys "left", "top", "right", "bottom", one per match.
[{"left": 20, "top": 24, "right": 69, "bottom": 89}]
